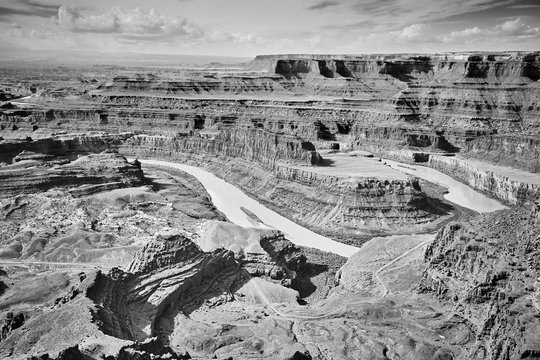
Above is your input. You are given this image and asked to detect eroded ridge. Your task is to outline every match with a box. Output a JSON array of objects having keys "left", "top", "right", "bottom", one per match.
[{"left": 0, "top": 52, "right": 538, "bottom": 359}]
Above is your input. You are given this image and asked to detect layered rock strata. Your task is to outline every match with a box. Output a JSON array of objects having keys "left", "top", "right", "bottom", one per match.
[
  {"left": 419, "top": 206, "right": 540, "bottom": 359},
  {"left": 124, "top": 141, "right": 439, "bottom": 244},
  {"left": 2, "top": 53, "right": 538, "bottom": 173},
  {"left": 0, "top": 133, "right": 131, "bottom": 164},
  {"left": 87, "top": 231, "right": 306, "bottom": 344},
  {"left": 427, "top": 155, "right": 540, "bottom": 204},
  {"left": 0, "top": 151, "right": 143, "bottom": 198},
  {"left": 122, "top": 130, "right": 318, "bottom": 168}
]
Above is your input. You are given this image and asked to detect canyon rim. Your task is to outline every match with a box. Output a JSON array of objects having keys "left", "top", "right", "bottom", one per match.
[{"left": 0, "top": 0, "right": 539, "bottom": 359}]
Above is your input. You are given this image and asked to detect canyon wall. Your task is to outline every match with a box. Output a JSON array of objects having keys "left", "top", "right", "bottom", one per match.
[
  {"left": 1, "top": 130, "right": 438, "bottom": 244},
  {"left": 1, "top": 52, "right": 539, "bottom": 208},
  {"left": 0, "top": 133, "right": 130, "bottom": 163},
  {"left": 419, "top": 206, "right": 540, "bottom": 359},
  {"left": 120, "top": 135, "right": 438, "bottom": 244},
  {"left": 0, "top": 151, "right": 144, "bottom": 198},
  {"left": 252, "top": 52, "right": 540, "bottom": 83},
  {"left": 2, "top": 52, "right": 539, "bottom": 173},
  {"left": 122, "top": 129, "right": 319, "bottom": 168},
  {"left": 427, "top": 155, "right": 540, "bottom": 205}
]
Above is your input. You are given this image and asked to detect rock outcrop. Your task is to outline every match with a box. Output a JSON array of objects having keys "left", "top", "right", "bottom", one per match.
[
  {"left": 87, "top": 229, "right": 308, "bottom": 345},
  {"left": 0, "top": 313, "right": 25, "bottom": 342},
  {"left": 119, "top": 136, "right": 440, "bottom": 241},
  {"left": 419, "top": 206, "right": 540, "bottom": 359},
  {"left": 125, "top": 233, "right": 205, "bottom": 274},
  {"left": 2, "top": 53, "right": 538, "bottom": 172},
  {"left": 0, "top": 151, "right": 144, "bottom": 198},
  {"left": 0, "top": 52, "right": 538, "bottom": 359},
  {"left": 88, "top": 241, "right": 239, "bottom": 342},
  {"left": 0, "top": 133, "right": 131, "bottom": 164},
  {"left": 426, "top": 155, "right": 540, "bottom": 204},
  {"left": 121, "top": 129, "right": 318, "bottom": 168}
]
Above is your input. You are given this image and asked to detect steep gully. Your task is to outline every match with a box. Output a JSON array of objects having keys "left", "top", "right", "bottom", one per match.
[{"left": 137, "top": 158, "right": 507, "bottom": 258}]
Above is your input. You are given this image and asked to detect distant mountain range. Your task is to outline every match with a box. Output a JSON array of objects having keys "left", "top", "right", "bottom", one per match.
[{"left": 0, "top": 48, "right": 251, "bottom": 66}]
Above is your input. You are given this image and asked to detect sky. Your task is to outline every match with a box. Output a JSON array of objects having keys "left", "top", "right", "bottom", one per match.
[{"left": 0, "top": 0, "right": 539, "bottom": 59}]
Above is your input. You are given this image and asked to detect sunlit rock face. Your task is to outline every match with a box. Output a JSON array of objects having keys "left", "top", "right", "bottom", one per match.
[
  {"left": 3, "top": 53, "right": 538, "bottom": 171},
  {"left": 419, "top": 206, "right": 540, "bottom": 360},
  {"left": 0, "top": 52, "right": 539, "bottom": 360},
  {"left": 0, "top": 151, "right": 143, "bottom": 198}
]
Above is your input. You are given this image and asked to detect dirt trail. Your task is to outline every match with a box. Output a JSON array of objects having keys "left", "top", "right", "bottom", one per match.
[
  {"left": 251, "top": 279, "right": 342, "bottom": 320},
  {"left": 374, "top": 238, "right": 433, "bottom": 297}
]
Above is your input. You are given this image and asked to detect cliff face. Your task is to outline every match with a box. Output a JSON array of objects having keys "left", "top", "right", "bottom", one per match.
[
  {"left": 121, "top": 129, "right": 317, "bottom": 168},
  {"left": 253, "top": 53, "right": 540, "bottom": 84},
  {"left": 0, "top": 151, "right": 144, "bottom": 198},
  {"left": 0, "top": 129, "right": 441, "bottom": 238},
  {"left": 86, "top": 230, "right": 308, "bottom": 344},
  {"left": 427, "top": 155, "right": 540, "bottom": 205},
  {"left": 462, "top": 135, "right": 540, "bottom": 173},
  {"left": 2, "top": 53, "right": 538, "bottom": 176},
  {"left": 119, "top": 136, "right": 439, "bottom": 242},
  {"left": 419, "top": 206, "right": 540, "bottom": 360},
  {"left": 0, "top": 134, "right": 130, "bottom": 163}
]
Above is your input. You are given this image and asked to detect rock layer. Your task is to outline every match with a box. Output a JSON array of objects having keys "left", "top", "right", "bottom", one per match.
[
  {"left": 427, "top": 155, "right": 540, "bottom": 204},
  {"left": 0, "top": 151, "right": 143, "bottom": 198},
  {"left": 419, "top": 206, "right": 540, "bottom": 359}
]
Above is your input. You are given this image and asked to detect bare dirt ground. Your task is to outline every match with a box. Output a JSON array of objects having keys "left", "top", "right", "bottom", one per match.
[{"left": 285, "top": 150, "right": 410, "bottom": 180}]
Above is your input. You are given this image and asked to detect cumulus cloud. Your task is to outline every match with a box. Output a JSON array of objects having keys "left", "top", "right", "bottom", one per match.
[
  {"left": 443, "top": 26, "right": 484, "bottom": 42},
  {"left": 497, "top": 17, "right": 539, "bottom": 36},
  {"left": 393, "top": 23, "right": 430, "bottom": 41},
  {"left": 230, "top": 32, "right": 263, "bottom": 43},
  {"left": 442, "top": 17, "right": 539, "bottom": 43},
  {"left": 54, "top": 5, "right": 204, "bottom": 39},
  {"left": 363, "top": 23, "right": 435, "bottom": 44},
  {"left": 206, "top": 30, "right": 264, "bottom": 44},
  {"left": 363, "top": 17, "right": 539, "bottom": 48}
]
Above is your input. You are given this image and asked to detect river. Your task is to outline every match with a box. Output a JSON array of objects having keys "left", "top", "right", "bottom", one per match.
[
  {"left": 383, "top": 159, "right": 508, "bottom": 213},
  {"left": 139, "top": 159, "right": 360, "bottom": 257},
  {"left": 138, "top": 158, "right": 507, "bottom": 258}
]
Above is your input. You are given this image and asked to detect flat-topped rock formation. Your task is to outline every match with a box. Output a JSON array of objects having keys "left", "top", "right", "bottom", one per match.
[
  {"left": 2, "top": 53, "right": 538, "bottom": 177},
  {"left": 0, "top": 133, "right": 131, "bottom": 164},
  {"left": 252, "top": 52, "right": 540, "bottom": 83},
  {"left": 0, "top": 53, "right": 538, "bottom": 359},
  {"left": 0, "top": 151, "right": 143, "bottom": 198}
]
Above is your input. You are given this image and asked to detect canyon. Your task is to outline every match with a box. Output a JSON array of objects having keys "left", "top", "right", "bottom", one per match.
[{"left": 0, "top": 52, "right": 538, "bottom": 359}]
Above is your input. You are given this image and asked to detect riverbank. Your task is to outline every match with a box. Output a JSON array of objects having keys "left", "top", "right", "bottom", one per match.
[
  {"left": 135, "top": 156, "right": 509, "bottom": 257},
  {"left": 138, "top": 159, "right": 361, "bottom": 257}
]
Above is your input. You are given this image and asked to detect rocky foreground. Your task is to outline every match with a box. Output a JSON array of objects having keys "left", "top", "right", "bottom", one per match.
[{"left": 0, "top": 52, "right": 538, "bottom": 359}]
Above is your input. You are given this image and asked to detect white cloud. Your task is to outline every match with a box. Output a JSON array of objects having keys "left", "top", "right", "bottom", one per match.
[
  {"left": 497, "top": 18, "right": 539, "bottom": 37},
  {"left": 363, "top": 23, "right": 435, "bottom": 44},
  {"left": 442, "top": 17, "right": 540, "bottom": 43},
  {"left": 206, "top": 29, "right": 264, "bottom": 44},
  {"left": 394, "top": 23, "right": 430, "bottom": 41},
  {"left": 442, "top": 26, "right": 484, "bottom": 42},
  {"left": 55, "top": 5, "right": 204, "bottom": 39},
  {"left": 230, "top": 32, "right": 263, "bottom": 44}
]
